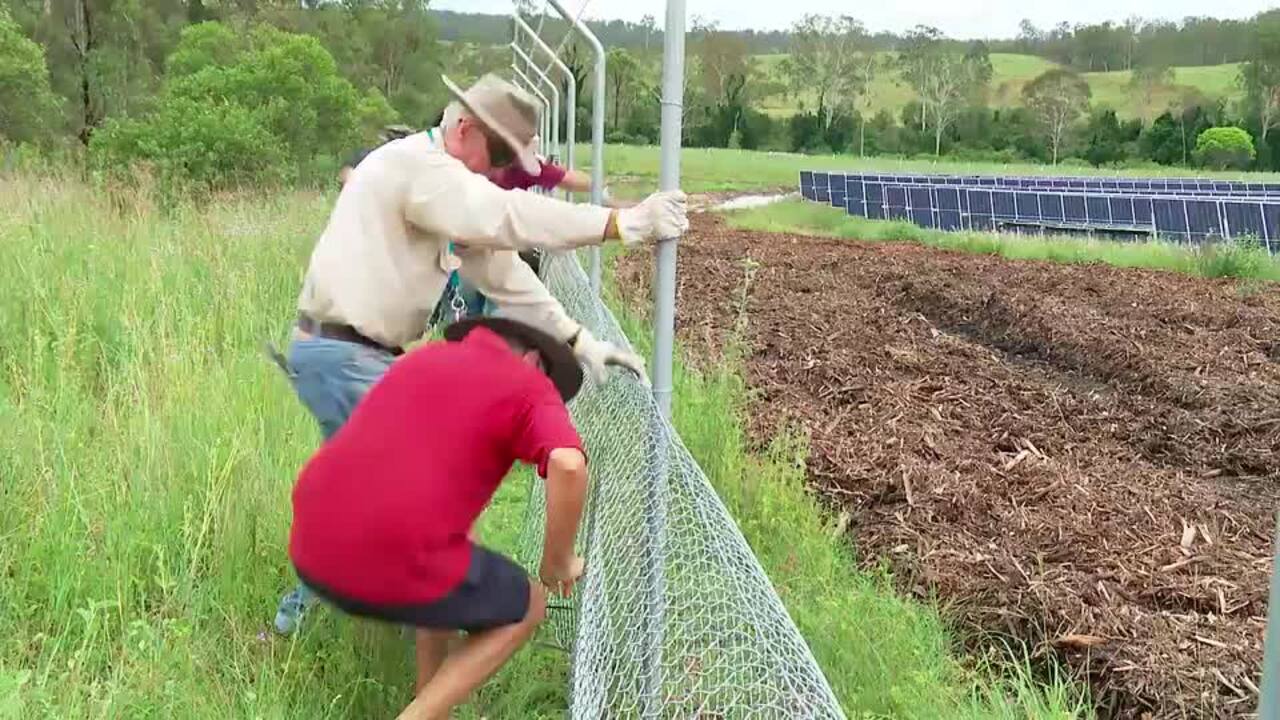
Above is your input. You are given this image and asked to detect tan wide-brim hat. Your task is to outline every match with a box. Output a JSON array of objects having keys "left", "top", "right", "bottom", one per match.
[{"left": 441, "top": 73, "right": 542, "bottom": 175}]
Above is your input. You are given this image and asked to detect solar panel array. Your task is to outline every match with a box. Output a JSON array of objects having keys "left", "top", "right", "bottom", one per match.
[{"left": 798, "top": 171, "right": 1280, "bottom": 253}]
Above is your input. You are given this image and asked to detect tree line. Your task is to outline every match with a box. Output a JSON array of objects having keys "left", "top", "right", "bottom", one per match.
[
  {"left": 4, "top": 3, "right": 1280, "bottom": 189},
  {"left": 635, "top": 12, "right": 1280, "bottom": 172}
]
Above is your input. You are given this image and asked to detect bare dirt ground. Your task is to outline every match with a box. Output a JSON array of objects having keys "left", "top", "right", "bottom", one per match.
[{"left": 615, "top": 211, "right": 1280, "bottom": 719}]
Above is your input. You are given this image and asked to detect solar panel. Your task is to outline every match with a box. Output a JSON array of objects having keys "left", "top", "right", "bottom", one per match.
[
  {"left": 908, "top": 186, "right": 932, "bottom": 212},
  {"left": 865, "top": 181, "right": 885, "bottom": 211},
  {"left": 846, "top": 177, "right": 864, "bottom": 201},
  {"left": 1039, "top": 193, "right": 1065, "bottom": 223},
  {"left": 1063, "top": 195, "right": 1087, "bottom": 223},
  {"left": 1186, "top": 200, "right": 1223, "bottom": 240},
  {"left": 1133, "top": 197, "right": 1154, "bottom": 227},
  {"left": 866, "top": 197, "right": 885, "bottom": 220},
  {"left": 911, "top": 208, "right": 936, "bottom": 228},
  {"left": 1110, "top": 196, "right": 1135, "bottom": 225},
  {"left": 886, "top": 185, "right": 908, "bottom": 210},
  {"left": 846, "top": 196, "right": 866, "bottom": 218},
  {"left": 1153, "top": 198, "right": 1189, "bottom": 237},
  {"left": 992, "top": 191, "right": 1016, "bottom": 219},
  {"left": 1223, "top": 202, "right": 1265, "bottom": 241},
  {"left": 935, "top": 188, "right": 961, "bottom": 212},
  {"left": 799, "top": 171, "right": 813, "bottom": 188},
  {"left": 814, "top": 172, "right": 829, "bottom": 189},
  {"left": 815, "top": 187, "right": 830, "bottom": 203},
  {"left": 1263, "top": 203, "right": 1280, "bottom": 243},
  {"left": 967, "top": 189, "right": 992, "bottom": 215},
  {"left": 1015, "top": 192, "right": 1039, "bottom": 220},
  {"left": 937, "top": 209, "right": 962, "bottom": 230},
  {"left": 829, "top": 187, "right": 846, "bottom": 209}
]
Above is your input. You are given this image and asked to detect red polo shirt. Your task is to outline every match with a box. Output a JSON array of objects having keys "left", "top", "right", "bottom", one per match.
[
  {"left": 491, "top": 159, "right": 568, "bottom": 192},
  {"left": 288, "top": 327, "right": 584, "bottom": 605}
]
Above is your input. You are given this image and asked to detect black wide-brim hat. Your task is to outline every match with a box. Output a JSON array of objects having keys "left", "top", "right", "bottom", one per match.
[{"left": 443, "top": 316, "right": 584, "bottom": 402}]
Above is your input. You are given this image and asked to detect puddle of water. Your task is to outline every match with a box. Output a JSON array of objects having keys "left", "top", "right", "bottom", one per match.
[{"left": 713, "top": 193, "right": 794, "bottom": 211}]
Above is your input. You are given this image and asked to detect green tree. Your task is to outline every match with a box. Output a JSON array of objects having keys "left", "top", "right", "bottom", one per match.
[
  {"left": 694, "top": 27, "right": 756, "bottom": 147},
  {"left": 1241, "top": 10, "right": 1280, "bottom": 145},
  {"left": 0, "top": 8, "right": 62, "bottom": 144},
  {"left": 782, "top": 15, "right": 863, "bottom": 132},
  {"left": 1139, "top": 112, "right": 1183, "bottom": 165},
  {"left": 1193, "top": 126, "right": 1256, "bottom": 169},
  {"left": 92, "top": 22, "right": 389, "bottom": 186},
  {"left": 14, "top": 0, "right": 189, "bottom": 143},
  {"left": 1022, "top": 68, "right": 1091, "bottom": 164},
  {"left": 1130, "top": 61, "right": 1173, "bottom": 118},
  {"left": 606, "top": 47, "right": 642, "bottom": 128}
]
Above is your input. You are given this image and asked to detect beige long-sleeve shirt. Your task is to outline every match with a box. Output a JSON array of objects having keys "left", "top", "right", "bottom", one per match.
[{"left": 297, "top": 129, "right": 612, "bottom": 349}]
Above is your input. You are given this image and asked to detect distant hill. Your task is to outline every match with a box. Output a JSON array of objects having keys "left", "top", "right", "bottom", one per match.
[{"left": 758, "top": 53, "right": 1246, "bottom": 121}]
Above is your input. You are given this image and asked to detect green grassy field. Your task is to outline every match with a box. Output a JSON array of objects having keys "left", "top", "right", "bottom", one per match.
[
  {"left": 0, "top": 170, "right": 1092, "bottom": 718},
  {"left": 755, "top": 51, "right": 1245, "bottom": 121},
  {"left": 725, "top": 198, "right": 1280, "bottom": 283},
  {"left": 581, "top": 143, "right": 1280, "bottom": 195}
]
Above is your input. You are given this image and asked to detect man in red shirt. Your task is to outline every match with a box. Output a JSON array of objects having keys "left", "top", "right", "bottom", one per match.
[{"left": 289, "top": 315, "right": 590, "bottom": 720}]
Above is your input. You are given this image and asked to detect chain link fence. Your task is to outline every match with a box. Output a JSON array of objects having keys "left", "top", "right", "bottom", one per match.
[{"left": 512, "top": 250, "right": 846, "bottom": 719}]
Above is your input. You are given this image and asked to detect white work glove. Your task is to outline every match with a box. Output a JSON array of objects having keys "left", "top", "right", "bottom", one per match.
[
  {"left": 571, "top": 326, "right": 650, "bottom": 386},
  {"left": 615, "top": 190, "right": 689, "bottom": 246}
]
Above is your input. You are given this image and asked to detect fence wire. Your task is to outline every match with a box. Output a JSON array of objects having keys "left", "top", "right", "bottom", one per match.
[{"left": 511, "top": 250, "right": 846, "bottom": 719}]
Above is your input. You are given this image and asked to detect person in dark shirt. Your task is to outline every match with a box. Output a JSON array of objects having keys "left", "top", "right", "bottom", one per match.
[
  {"left": 338, "top": 125, "right": 415, "bottom": 186},
  {"left": 289, "top": 316, "right": 589, "bottom": 720}
]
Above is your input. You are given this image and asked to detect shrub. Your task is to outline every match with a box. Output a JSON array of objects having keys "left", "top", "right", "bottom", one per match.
[
  {"left": 1193, "top": 127, "right": 1256, "bottom": 170},
  {"left": 91, "top": 22, "right": 395, "bottom": 189},
  {"left": 92, "top": 97, "right": 283, "bottom": 191},
  {"left": 1196, "top": 236, "right": 1271, "bottom": 279}
]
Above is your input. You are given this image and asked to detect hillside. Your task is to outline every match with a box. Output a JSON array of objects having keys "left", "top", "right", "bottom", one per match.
[{"left": 759, "top": 52, "right": 1246, "bottom": 121}]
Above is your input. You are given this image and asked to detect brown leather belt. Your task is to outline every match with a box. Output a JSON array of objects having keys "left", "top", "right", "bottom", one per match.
[{"left": 296, "top": 312, "right": 403, "bottom": 356}]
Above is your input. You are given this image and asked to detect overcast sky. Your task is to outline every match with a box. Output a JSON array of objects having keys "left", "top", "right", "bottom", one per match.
[{"left": 435, "top": 0, "right": 1276, "bottom": 39}]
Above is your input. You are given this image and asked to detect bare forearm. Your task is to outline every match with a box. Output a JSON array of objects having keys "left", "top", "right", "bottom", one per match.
[
  {"left": 560, "top": 169, "right": 593, "bottom": 194},
  {"left": 542, "top": 449, "right": 588, "bottom": 563}
]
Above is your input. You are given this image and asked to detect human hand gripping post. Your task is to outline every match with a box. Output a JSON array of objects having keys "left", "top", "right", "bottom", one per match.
[
  {"left": 539, "top": 448, "right": 590, "bottom": 598},
  {"left": 607, "top": 190, "right": 689, "bottom": 247}
]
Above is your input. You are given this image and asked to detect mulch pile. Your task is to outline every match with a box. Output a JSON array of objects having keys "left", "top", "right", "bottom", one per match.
[{"left": 615, "top": 211, "right": 1280, "bottom": 718}]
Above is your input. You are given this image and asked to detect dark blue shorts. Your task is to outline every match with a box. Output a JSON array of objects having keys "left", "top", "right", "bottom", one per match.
[{"left": 296, "top": 546, "right": 531, "bottom": 632}]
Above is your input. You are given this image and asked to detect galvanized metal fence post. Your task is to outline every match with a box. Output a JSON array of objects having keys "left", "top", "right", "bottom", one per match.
[{"left": 653, "top": 0, "right": 686, "bottom": 420}]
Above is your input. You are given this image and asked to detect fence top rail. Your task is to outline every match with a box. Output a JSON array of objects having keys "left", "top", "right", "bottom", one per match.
[
  {"left": 804, "top": 170, "right": 1280, "bottom": 188},
  {"left": 832, "top": 181, "right": 1280, "bottom": 205}
]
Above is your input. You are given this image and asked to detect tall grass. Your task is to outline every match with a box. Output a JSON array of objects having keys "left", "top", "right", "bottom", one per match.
[
  {"left": 0, "top": 174, "right": 564, "bottom": 719},
  {"left": 726, "top": 199, "right": 1280, "bottom": 282}
]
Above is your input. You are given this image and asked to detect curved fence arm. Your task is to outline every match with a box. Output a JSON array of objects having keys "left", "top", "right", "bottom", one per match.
[
  {"left": 513, "top": 15, "right": 577, "bottom": 182},
  {"left": 511, "top": 65, "right": 551, "bottom": 166},
  {"left": 545, "top": 0, "right": 606, "bottom": 295},
  {"left": 510, "top": 43, "right": 560, "bottom": 167}
]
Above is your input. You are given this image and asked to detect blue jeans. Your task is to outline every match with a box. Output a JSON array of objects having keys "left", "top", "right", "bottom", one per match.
[{"left": 273, "top": 334, "right": 395, "bottom": 634}]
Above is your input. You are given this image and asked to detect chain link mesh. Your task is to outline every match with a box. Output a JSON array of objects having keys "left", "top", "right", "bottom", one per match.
[{"left": 512, "top": 249, "right": 846, "bottom": 719}]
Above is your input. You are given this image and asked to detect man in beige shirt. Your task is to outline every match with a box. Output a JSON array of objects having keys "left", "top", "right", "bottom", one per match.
[{"left": 273, "top": 73, "right": 687, "bottom": 638}]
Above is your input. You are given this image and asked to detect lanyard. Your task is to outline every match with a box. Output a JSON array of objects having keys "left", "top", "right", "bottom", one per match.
[{"left": 426, "top": 126, "right": 466, "bottom": 322}]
